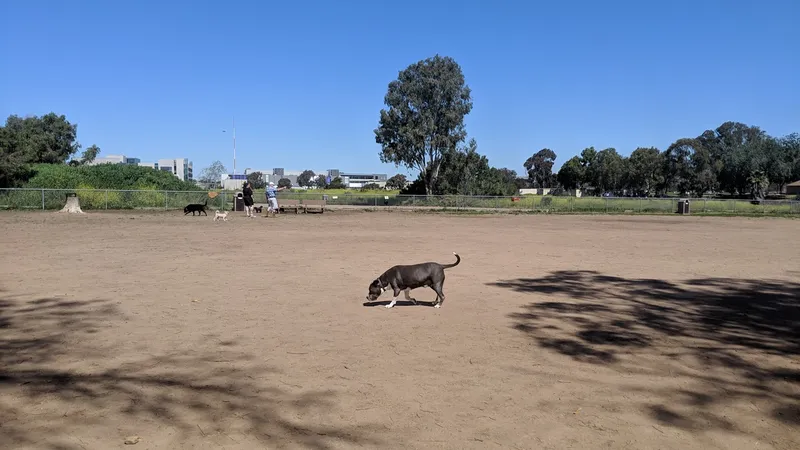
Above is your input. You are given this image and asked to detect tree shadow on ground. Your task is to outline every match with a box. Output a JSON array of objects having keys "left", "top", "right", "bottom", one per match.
[
  {"left": 488, "top": 271, "right": 800, "bottom": 436},
  {"left": 0, "top": 293, "right": 382, "bottom": 449}
]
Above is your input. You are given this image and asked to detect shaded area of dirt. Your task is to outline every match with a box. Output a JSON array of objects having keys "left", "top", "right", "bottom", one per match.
[
  {"left": 491, "top": 271, "right": 800, "bottom": 437},
  {"left": 0, "top": 293, "right": 382, "bottom": 449}
]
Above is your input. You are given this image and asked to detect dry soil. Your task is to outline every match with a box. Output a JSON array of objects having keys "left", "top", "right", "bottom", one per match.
[{"left": 0, "top": 209, "right": 798, "bottom": 450}]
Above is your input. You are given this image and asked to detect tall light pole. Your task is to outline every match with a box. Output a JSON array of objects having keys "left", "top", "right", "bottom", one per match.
[{"left": 222, "top": 117, "right": 236, "bottom": 177}]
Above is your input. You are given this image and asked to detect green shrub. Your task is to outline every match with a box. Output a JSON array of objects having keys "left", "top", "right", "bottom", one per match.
[{"left": 25, "top": 163, "right": 203, "bottom": 191}]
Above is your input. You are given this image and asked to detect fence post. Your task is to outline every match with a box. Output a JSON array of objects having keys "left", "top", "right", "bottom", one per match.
[
  {"left": 164, "top": 191, "right": 168, "bottom": 210},
  {"left": 41, "top": 189, "right": 45, "bottom": 210},
  {"left": 605, "top": 198, "right": 608, "bottom": 213},
  {"left": 704, "top": 198, "right": 707, "bottom": 213},
  {"left": 105, "top": 190, "right": 109, "bottom": 209}
]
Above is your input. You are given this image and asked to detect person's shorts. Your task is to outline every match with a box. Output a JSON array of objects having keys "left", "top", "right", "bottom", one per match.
[
  {"left": 243, "top": 197, "right": 254, "bottom": 206},
  {"left": 268, "top": 198, "right": 279, "bottom": 210}
]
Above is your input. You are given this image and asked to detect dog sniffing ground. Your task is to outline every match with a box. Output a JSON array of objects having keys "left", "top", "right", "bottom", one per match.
[{"left": 0, "top": 210, "right": 798, "bottom": 450}]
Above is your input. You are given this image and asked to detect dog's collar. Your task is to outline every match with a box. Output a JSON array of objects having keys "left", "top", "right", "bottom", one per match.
[{"left": 376, "top": 279, "right": 386, "bottom": 292}]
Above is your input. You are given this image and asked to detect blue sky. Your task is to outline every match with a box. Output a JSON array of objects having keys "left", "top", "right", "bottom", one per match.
[{"left": 2, "top": 0, "right": 798, "bottom": 179}]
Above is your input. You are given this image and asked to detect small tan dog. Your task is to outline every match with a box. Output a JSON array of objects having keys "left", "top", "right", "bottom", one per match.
[{"left": 213, "top": 210, "right": 229, "bottom": 222}]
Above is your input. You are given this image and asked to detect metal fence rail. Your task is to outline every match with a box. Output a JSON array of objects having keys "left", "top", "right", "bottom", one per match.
[{"left": 1, "top": 188, "right": 799, "bottom": 215}]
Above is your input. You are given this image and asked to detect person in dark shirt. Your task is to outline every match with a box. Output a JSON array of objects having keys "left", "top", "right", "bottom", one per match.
[{"left": 242, "top": 181, "right": 255, "bottom": 218}]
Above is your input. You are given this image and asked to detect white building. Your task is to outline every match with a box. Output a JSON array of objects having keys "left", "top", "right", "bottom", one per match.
[
  {"left": 89, "top": 154, "right": 141, "bottom": 165},
  {"left": 218, "top": 168, "right": 388, "bottom": 190},
  {"left": 332, "top": 171, "right": 388, "bottom": 188},
  {"left": 89, "top": 153, "right": 193, "bottom": 181},
  {"left": 155, "top": 158, "right": 193, "bottom": 181},
  {"left": 137, "top": 159, "right": 193, "bottom": 182}
]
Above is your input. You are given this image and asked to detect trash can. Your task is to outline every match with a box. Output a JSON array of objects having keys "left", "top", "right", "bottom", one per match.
[
  {"left": 384, "top": 195, "right": 389, "bottom": 206},
  {"left": 677, "top": 199, "right": 690, "bottom": 215},
  {"left": 234, "top": 192, "right": 244, "bottom": 212}
]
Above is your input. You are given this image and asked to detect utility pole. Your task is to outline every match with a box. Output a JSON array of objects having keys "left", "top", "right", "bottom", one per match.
[
  {"left": 223, "top": 117, "right": 237, "bottom": 178},
  {"left": 232, "top": 116, "right": 236, "bottom": 178}
]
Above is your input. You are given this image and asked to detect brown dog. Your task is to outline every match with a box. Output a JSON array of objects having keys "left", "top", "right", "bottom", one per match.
[{"left": 366, "top": 252, "right": 461, "bottom": 308}]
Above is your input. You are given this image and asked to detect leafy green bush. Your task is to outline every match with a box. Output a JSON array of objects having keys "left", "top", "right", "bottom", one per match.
[{"left": 24, "top": 163, "right": 203, "bottom": 191}]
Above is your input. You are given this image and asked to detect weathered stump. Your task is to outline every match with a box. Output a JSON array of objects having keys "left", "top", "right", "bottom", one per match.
[{"left": 58, "top": 193, "right": 85, "bottom": 214}]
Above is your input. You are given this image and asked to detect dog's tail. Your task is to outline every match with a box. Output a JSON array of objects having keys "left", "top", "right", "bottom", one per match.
[{"left": 442, "top": 252, "right": 461, "bottom": 269}]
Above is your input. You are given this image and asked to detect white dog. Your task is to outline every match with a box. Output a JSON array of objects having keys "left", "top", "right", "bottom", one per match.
[{"left": 213, "top": 210, "right": 229, "bottom": 222}]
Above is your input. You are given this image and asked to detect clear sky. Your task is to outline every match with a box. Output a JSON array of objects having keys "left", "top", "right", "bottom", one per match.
[{"left": 2, "top": 0, "right": 798, "bottom": 179}]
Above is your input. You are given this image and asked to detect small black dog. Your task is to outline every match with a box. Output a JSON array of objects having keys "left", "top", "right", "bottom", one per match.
[
  {"left": 184, "top": 198, "right": 208, "bottom": 216},
  {"left": 366, "top": 252, "right": 461, "bottom": 309},
  {"left": 253, "top": 205, "right": 263, "bottom": 213}
]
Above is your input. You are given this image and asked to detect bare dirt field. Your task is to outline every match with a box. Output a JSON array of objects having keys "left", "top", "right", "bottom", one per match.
[{"left": 0, "top": 209, "right": 798, "bottom": 450}]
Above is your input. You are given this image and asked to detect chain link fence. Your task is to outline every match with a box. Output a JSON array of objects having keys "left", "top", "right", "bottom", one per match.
[{"left": 1, "top": 188, "right": 798, "bottom": 215}]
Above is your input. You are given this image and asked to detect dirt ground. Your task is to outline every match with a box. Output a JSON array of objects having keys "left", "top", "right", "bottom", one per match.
[{"left": 0, "top": 209, "right": 798, "bottom": 450}]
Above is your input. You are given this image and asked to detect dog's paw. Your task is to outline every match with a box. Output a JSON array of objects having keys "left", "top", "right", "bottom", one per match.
[
  {"left": 410, "top": 298, "right": 417, "bottom": 304},
  {"left": 384, "top": 304, "right": 394, "bottom": 308},
  {"left": 434, "top": 304, "right": 441, "bottom": 308}
]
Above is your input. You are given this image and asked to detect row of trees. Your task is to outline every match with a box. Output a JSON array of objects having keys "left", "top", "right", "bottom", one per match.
[
  {"left": 374, "top": 55, "right": 800, "bottom": 199},
  {"left": 548, "top": 125, "right": 800, "bottom": 198},
  {"left": 196, "top": 163, "right": 409, "bottom": 191},
  {"left": 197, "top": 162, "right": 357, "bottom": 191}
]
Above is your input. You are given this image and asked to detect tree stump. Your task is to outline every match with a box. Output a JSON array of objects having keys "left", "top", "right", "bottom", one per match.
[{"left": 59, "top": 193, "right": 85, "bottom": 214}]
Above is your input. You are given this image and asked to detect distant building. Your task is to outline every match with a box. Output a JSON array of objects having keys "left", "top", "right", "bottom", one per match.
[
  {"left": 337, "top": 172, "right": 388, "bottom": 188},
  {"left": 156, "top": 158, "right": 193, "bottom": 182},
  {"left": 219, "top": 168, "right": 388, "bottom": 190},
  {"left": 786, "top": 180, "right": 800, "bottom": 195},
  {"left": 90, "top": 154, "right": 141, "bottom": 165},
  {"left": 89, "top": 154, "right": 192, "bottom": 181},
  {"left": 221, "top": 174, "right": 247, "bottom": 190}
]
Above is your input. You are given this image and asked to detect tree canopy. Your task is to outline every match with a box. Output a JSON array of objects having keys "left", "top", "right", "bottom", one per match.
[
  {"left": 374, "top": 54, "right": 473, "bottom": 196},
  {"left": 550, "top": 121, "right": 799, "bottom": 198},
  {"left": 197, "top": 161, "right": 227, "bottom": 188},
  {"left": 24, "top": 163, "right": 203, "bottom": 191},
  {"left": 246, "top": 171, "right": 266, "bottom": 190},
  {"left": 297, "top": 170, "right": 315, "bottom": 187},
  {"left": 403, "top": 139, "right": 518, "bottom": 196},
  {"left": 385, "top": 174, "right": 408, "bottom": 190},
  {"left": 327, "top": 177, "right": 346, "bottom": 189},
  {"left": 0, "top": 113, "right": 99, "bottom": 187},
  {"left": 524, "top": 149, "right": 557, "bottom": 188}
]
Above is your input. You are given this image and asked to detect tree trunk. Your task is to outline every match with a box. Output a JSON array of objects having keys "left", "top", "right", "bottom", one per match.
[
  {"left": 59, "top": 195, "right": 85, "bottom": 214},
  {"left": 423, "top": 162, "right": 441, "bottom": 197}
]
